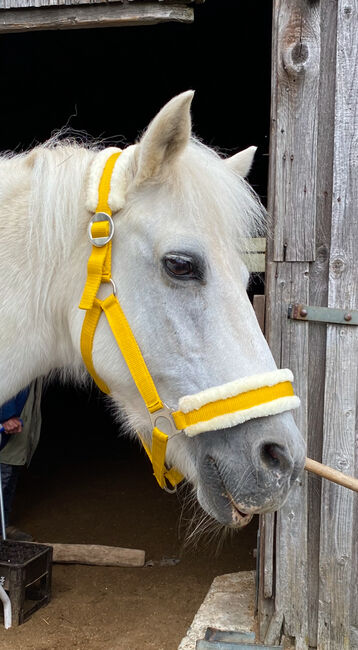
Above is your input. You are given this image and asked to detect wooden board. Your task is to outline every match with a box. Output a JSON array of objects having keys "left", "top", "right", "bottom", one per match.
[
  {"left": 317, "top": 2, "right": 358, "bottom": 647},
  {"left": 305, "top": 1, "right": 336, "bottom": 644},
  {"left": 264, "top": 261, "right": 309, "bottom": 649},
  {"left": 0, "top": 0, "right": 192, "bottom": 8},
  {"left": 41, "top": 542, "right": 146, "bottom": 567},
  {"left": 260, "top": 1, "right": 358, "bottom": 647},
  {"left": 270, "top": 0, "right": 320, "bottom": 262},
  {"left": 253, "top": 295, "right": 265, "bottom": 333},
  {"left": 0, "top": 2, "right": 193, "bottom": 32}
]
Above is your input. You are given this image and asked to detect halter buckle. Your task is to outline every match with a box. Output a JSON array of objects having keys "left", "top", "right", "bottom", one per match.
[
  {"left": 149, "top": 403, "right": 181, "bottom": 437},
  {"left": 88, "top": 212, "right": 115, "bottom": 247}
]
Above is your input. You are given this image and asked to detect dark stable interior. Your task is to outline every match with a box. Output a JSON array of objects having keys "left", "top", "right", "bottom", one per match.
[{"left": 0, "top": 0, "right": 271, "bottom": 531}]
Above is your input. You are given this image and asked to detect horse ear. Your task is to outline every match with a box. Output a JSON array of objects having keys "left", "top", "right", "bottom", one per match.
[
  {"left": 135, "top": 90, "right": 194, "bottom": 183},
  {"left": 225, "top": 146, "right": 257, "bottom": 178}
]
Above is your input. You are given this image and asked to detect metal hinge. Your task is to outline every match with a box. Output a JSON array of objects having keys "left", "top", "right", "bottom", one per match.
[{"left": 288, "top": 304, "right": 358, "bottom": 326}]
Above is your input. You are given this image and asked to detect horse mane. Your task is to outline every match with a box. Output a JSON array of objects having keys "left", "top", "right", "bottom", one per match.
[{"left": 1, "top": 132, "right": 265, "bottom": 269}]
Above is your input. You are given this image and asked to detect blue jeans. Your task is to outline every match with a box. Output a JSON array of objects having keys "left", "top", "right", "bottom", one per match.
[{"left": 0, "top": 464, "right": 20, "bottom": 527}]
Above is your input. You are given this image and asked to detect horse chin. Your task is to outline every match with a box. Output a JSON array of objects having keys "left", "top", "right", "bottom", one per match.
[
  {"left": 196, "top": 478, "right": 291, "bottom": 529},
  {"left": 196, "top": 484, "right": 254, "bottom": 529},
  {"left": 227, "top": 495, "right": 254, "bottom": 529},
  {"left": 229, "top": 505, "right": 254, "bottom": 529}
]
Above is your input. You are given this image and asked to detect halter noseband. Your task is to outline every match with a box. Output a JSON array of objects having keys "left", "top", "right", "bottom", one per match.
[{"left": 79, "top": 151, "right": 300, "bottom": 491}]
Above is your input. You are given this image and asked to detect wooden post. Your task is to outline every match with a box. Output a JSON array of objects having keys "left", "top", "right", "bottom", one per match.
[
  {"left": 260, "top": 1, "right": 358, "bottom": 647},
  {"left": 317, "top": 3, "right": 358, "bottom": 647}
]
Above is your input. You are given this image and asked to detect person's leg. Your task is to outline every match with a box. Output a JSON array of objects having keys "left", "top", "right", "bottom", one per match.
[
  {"left": 0, "top": 463, "right": 33, "bottom": 541},
  {"left": 0, "top": 463, "right": 20, "bottom": 527}
]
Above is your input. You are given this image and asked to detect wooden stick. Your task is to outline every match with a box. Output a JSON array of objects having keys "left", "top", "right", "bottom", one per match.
[
  {"left": 32, "top": 543, "right": 145, "bottom": 567},
  {"left": 305, "top": 457, "right": 358, "bottom": 493}
]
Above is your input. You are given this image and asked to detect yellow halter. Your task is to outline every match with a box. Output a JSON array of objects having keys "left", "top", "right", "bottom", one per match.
[{"left": 79, "top": 151, "right": 300, "bottom": 491}]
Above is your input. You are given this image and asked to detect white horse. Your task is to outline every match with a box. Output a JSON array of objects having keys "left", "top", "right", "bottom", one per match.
[{"left": 0, "top": 91, "right": 305, "bottom": 527}]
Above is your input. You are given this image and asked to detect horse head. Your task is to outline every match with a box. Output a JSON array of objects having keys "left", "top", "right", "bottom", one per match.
[
  {"left": 68, "top": 91, "right": 305, "bottom": 527},
  {"left": 0, "top": 91, "right": 305, "bottom": 529}
]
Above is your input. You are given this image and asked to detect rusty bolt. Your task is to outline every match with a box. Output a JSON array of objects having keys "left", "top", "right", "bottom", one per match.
[
  {"left": 344, "top": 313, "right": 352, "bottom": 322},
  {"left": 300, "top": 308, "right": 308, "bottom": 318}
]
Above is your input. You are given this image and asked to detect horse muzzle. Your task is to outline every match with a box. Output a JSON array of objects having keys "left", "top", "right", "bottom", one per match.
[{"left": 194, "top": 411, "right": 306, "bottom": 527}]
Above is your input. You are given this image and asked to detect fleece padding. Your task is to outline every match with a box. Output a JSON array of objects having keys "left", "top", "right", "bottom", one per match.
[
  {"left": 178, "top": 369, "right": 294, "bottom": 413},
  {"left": 86, "top": 145, "right": 137, "bottom": 214}
]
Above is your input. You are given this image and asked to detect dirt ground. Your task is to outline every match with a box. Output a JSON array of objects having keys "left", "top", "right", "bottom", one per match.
[{"left": 0, "top": 412, "right": 257, "bottom": 650}]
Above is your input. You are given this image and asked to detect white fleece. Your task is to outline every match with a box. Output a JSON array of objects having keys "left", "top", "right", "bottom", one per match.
[
  {"left": 178, "top": 368, "right": 294, "bottom": 414},
  {"left": 184, "top": 395, "right": 301, "bottom": 437},
  {"left": 86, "top": 145, "right": 137, "bottom": 214}
]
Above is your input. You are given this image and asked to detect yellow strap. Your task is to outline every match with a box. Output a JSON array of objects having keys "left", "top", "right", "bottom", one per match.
[
  {"left": 100, "top": 294, "right": 164, "bottom": 413},
  {"left": 79, "top": 222, "right": 111, "bottom": 310},
  {"left": 172, "top": 381, "right": 294, "bottom": 430},
  {"left": 139, "top": 430, "right": 184, "bottom": 489},
  {"left": 79, "top": 149, "right": 183, "bottom": 490},
  {"left": 80, "top": 294, "right": 182, "bottom": 487},
  {"left": 79, "top": 151, "right": 122, "bottom": 310},
  {"left": 80, "top": 299, "right": 111, "bottom": 395},
  {"left": 96, "top": 151, "right": 122, "bottom": 214}
]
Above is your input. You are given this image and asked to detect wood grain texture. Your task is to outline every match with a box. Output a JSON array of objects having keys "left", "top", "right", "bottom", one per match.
[
  {"left": 0, "top": 0, "right": 191, "bottom": 8},
  {"left": 305, "top": 458, "right": 358, "bottom": 492},
  {"left": 0, "top": 2, "right": 193, "bottom": 31},
  {"left": 33, "top": 542, "right": 146, "bottom": 566},
  {"left": 270, "top": 0, "right": 320, "bottom": 262},
  {"left": 260, "top": 1, "right": 358, "bottom": 647},
  {"left": 317, "top": 2, "right": 358, "bottom": 647},
  {"left": 264, "top": 261, "right": 309, "bottom": 649},
  {"left": 253, "top": 295, "right": 266, "bottom": 334},
  {"left": 306, "top": 2, "right": 337, "bottom": 645}
]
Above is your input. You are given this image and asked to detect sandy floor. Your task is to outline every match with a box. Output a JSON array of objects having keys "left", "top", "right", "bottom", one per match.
[{"left": 0, "top": 428, "right": 257, "bottom": 650}]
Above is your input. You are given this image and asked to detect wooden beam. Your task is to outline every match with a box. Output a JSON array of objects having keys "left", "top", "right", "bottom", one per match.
[
  {"left": 317, "top": 2, "right": 358, "bottom": 647},
  {"left": 306, "top": 2, "right": 336, "bottom": 644},
  {"left": 270, "top": 0, "right": 320, "bottom": 262},
  {"left": 33, "top": 542, "right": 146, "bottom": 567},
  {"left": 0, "top": 2, "right": 193, "bottom": 32},
  {"left": 0, "top": 0, "right": 194, "bottom": 6},
  {"left": 264, "top": 261, "right": 309, "bottom": 648}
]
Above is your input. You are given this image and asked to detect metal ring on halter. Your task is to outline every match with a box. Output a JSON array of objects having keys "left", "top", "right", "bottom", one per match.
[
  {"left": 149, "top": 403, "right": 181, "bottom": 437},
  {"left": 109, "top": 278, "right": 117, "bottom": 296},
  {"left": 148, "top": 404, "right": 181, "bottom": 494},
  {"left": 163, "top": 480, "right": 178, "bottom": 494},
  {"left": 88, "top": 212, "right": 115, "bottom": 247}
]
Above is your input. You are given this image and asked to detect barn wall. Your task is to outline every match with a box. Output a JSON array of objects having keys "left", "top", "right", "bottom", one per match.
[{"left": 259, "top": 1, "right": 358, "bottom": 648}]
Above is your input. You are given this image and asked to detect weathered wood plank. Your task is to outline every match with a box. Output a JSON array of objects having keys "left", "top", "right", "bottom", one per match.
[
  {"left": 317, "top": 2, "right": 358, "bottom": 647},
  {"left": 264, "top": 261, "right": 309, "bottom": 649},
  {"left": 257, "top": 5, "right": 281, "bottom": 637},
  {"left": 32, "top": 542, "right": 146, "bottom": 566},
  {"left": 305, "top": 2, "right": 337, "bottom": 646},
  {"left": 0, "top": 0, "right": 192, "bottom": 7},
  {"left": 243, "top": 237, "right": 266, "bottom": 272},
  {"left": 253, "top": 295, "right": 265, "bottom": 334},
  {"left": 0, "top": 2, "right": 193, "bottom": 31},
  {"left": 271, "top": 0, "right": 320, "bottom": 262}
]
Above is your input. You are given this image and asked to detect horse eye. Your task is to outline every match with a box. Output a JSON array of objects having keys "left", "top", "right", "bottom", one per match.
[{"left": 162, "top": 253, "right": 204, "bottom": 281}]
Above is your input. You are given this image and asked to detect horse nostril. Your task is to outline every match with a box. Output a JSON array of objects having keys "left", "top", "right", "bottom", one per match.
[{"left": 260, "top": 443, "right": 292, "bottom": 472}]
